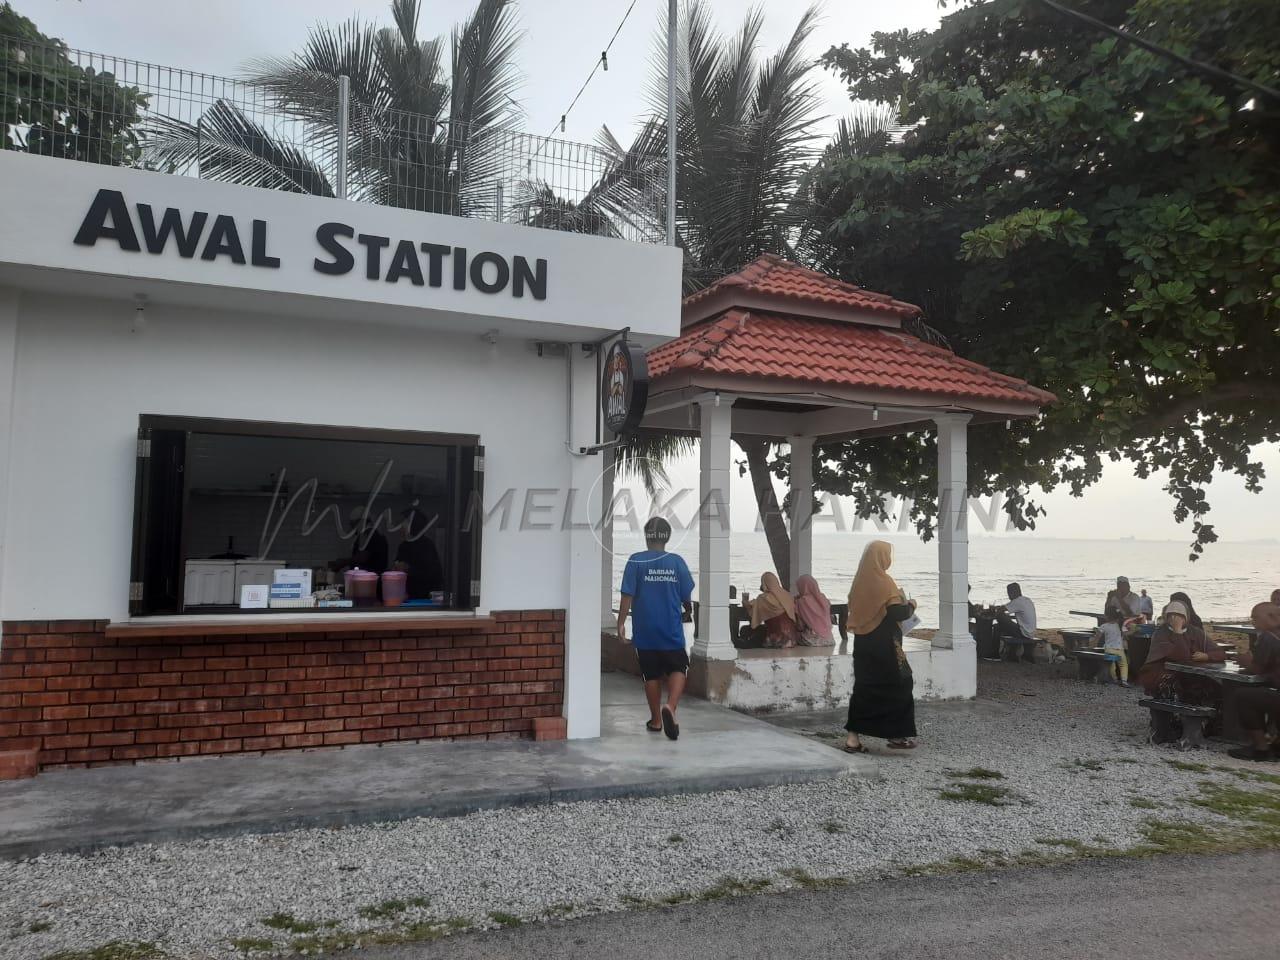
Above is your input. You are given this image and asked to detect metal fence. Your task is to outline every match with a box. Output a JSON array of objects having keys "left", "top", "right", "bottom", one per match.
[{"left": 1, "top": 34, "right": 667, "bottom": 244}]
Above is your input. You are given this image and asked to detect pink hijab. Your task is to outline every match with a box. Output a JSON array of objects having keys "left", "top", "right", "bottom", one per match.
[{"left": 794, "top": 575, "right": 833, "bottom": 642}]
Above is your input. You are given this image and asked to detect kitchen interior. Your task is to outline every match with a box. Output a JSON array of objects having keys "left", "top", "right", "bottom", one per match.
[{"left": 179, "top": 431, "right": 454, "bottom": 612}]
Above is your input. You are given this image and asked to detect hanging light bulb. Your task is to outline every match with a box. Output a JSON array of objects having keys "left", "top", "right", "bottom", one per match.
[
  {"left": 601, "top": 51, "right": 608, "bottom": 71},
  {"left": 872, "top": 405, "right": 880, "bottom": 422},
  {"left": 560, "top": 115, "right": 566, "bottom": 133}
]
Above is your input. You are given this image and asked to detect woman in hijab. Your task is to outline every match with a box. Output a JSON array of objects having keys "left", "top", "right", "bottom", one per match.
[
  {"left": 794, "top": 574, "right": 834, "bottom": 647},
  {"left": 842, "top": 541, "right": 918, "bottom": 753},
  {"left": 1168, "top": 591, "right": 1204, "bottom": 630},
  {"left": 1138, "top": 600, "right": 1226, "bottom": 740},
  {"left": 747, "top": 572, "right": 800, "bottom": 649}
]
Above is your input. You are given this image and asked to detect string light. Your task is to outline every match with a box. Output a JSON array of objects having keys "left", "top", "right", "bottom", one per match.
[{"left": 534, "top": 0, "right": 639, "bottom": 152}]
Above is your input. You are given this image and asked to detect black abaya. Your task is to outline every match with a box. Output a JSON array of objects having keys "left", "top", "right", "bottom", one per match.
[{"left": 845, "top": 602, "right": 917, "bottom": 739}]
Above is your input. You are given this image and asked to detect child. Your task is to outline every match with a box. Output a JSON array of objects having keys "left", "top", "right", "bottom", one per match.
[{"left": 1094, "top": 609, "right": 1130, "bottom": 686}]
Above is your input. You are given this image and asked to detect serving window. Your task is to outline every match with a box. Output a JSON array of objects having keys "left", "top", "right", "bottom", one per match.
[{"left": 129, "top": 415, "right": 483, "bottom": 616}]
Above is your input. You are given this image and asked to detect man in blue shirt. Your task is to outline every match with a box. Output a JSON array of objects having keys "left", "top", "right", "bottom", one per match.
[{"left": 618, "top": 517, "right": 694, "bottom": 740}]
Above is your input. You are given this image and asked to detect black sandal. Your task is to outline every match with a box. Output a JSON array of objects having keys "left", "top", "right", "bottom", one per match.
[
  {"left": 645, "top": 720, "right": 663, "bottom": 733},
  {"left": 841, "top": 742, "right": 870, "bottom": 754},
  {"left": 661, "top": 705, "right": 679, "bottom": 741}
]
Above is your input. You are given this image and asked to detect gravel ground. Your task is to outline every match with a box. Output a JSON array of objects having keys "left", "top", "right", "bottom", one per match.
[{"left": 3, "top": 659, "right": 1277, "bottom": 959}]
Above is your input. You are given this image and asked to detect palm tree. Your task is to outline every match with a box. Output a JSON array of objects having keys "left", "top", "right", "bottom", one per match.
[
  {"left": 623, "top": 1, "right": 825, "bottom": 585},
  {"left": 583, "top": 6, "right": 905, "bottom": 586},
  {"left": 144, "top": 0, "right": 521, "bottom": 216}
]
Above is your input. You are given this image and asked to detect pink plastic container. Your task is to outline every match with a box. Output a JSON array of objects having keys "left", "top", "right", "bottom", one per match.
[
  {"left": 344, "top": 569, "right": 379, "bottom": 607},
  {"left": 381, "top": 570, "right": 407, "bottom": 607}
]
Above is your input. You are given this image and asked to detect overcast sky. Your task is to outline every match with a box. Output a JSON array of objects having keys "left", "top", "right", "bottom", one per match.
[{"left": 16, "top": 0, "right": 1280, "bottom": 541}]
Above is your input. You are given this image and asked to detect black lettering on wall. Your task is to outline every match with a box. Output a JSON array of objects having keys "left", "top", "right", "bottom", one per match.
[
  {"left": 314, "top": 222, "right": 355, "bottom": 275},
  {"left": 512, "top": 256, "right": 548, "bottom": 300},
  {"left": 358, "top": 234, "right": 390, "bottom": 280},
  {"left": 419, "top": 243, "right": 451, "bottom": 287},
  {"left": 452, "top": 246, "right": 467, "bottom": 290},
  {"left": 137, "top": 205, "right": 207, "bottom": 258},
  {"left": 386, "top": 240, "right": 424, "bottom": 286},
  {"left": 72, "top": 189, "right": 140, "bottom": 251},
  {"left": 251, "top": 220, "right": 280, "bottom": 269},
  {"left": 201, "top": 215, "right": 246, "bottom": 263},
  {"left": 470, "top": 251, "right": 510, "bottom": 294}
]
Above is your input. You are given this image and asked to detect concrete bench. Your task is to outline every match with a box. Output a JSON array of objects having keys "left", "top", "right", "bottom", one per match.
[
  {"left": 1074, "top": 648, "right": 1113, "bottom": 683},
  {"left": 1140, "top": 698, "right": 1218, "bottom": 749}
]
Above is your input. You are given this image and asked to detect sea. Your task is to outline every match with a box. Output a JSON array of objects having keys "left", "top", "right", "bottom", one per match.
[{"left": 608, "top": 531, "right": 1279, "bottom": 628}]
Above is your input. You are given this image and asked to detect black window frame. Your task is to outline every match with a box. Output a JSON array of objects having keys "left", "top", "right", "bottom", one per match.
[{"left": 129, "top": 414, "right": 483, "bottom": 617}]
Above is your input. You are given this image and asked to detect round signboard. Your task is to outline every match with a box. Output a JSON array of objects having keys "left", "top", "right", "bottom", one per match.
[{"left": 601, "top": 340, "right": 649, "bottom": 436}]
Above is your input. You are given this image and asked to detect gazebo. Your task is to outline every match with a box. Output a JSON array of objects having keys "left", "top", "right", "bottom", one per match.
[{"left": 603, "top": 255, "right": 1054, "bottom": 711}]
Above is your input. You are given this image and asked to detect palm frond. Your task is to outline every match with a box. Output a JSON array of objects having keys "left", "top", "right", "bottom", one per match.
[
  {"left": 142, "top": 101, "right": 333, "bottom": 196},
  {"left": 615, "top": 431, "right": 697, "bottom": 498}
]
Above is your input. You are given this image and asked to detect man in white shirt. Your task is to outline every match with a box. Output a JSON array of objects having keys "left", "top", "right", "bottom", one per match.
[{"left": 996, "top": 581, "right": 1038, "bottom": 663}]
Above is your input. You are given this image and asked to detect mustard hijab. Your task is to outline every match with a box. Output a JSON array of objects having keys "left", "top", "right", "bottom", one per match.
[
  {"left": 847, "top": 541, "right": 905, "bottom": 635},
  {"left": 751, "top": 571, "right": 797, "bottom": 627}
]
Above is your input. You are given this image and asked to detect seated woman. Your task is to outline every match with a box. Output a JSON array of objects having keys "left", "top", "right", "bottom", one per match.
[
  {"left": 1168, "top": 591, "right": 1205, "bottom": 630},
  {"left": 1138, "top": 600, "right": 1226, "bottom": 739},
  {"left": 1228, "top": 602, "right": 1280, "bottom": 762},
  {"left": 744, "top": 572, "right": 800, "bottom": 649},
  {"left": 794, "top": 575, "right": 834, "bottom": 647}
]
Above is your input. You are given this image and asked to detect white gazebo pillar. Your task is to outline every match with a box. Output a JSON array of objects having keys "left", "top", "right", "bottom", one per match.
[
  {"left": 933, "top": 414, "right": 973, "bottom": 650},
  {"left": 599, "top": 444, "right": 616, "bottom": 629},
  {"left": 563, "top": 348, "right": 603, "bottom": 739},
  {"left": 693, "top": 395, "right": 736, "bottom": 660},
  {"left": 786, "top": 435, "right": 814, "bottom": 587}
]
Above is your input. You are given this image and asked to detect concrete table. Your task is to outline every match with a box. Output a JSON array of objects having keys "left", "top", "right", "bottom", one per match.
[{"left": 1166, "top": 661, "right": 1269, "bottom": 742}]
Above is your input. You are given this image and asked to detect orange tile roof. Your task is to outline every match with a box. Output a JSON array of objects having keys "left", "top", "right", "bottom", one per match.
[
  {"left": 647, "top": 309, "right": 1056, "bottom": 407},
  {"left": 684, "top": 253, "right": 922, "bottom": 321}
]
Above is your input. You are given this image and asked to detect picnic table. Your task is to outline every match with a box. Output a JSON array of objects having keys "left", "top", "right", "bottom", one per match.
[
  {"left": 1166, "top": 660, "right": 1269, "bottom": 741},
  {"left": 1069, "top": 610, "right": 1106, "bottom": 624}
]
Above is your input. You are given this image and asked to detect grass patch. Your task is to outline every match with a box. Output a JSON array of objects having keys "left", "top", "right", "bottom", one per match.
[
  {"left": 1165, "top": 759, "right": 1209, "bottom": 773},
  {"left": 938, "top": 782, "right": 1021, "bottom": 807},
  {"left": 945, "top": 767, "right": 1005, "bottom": 780},
  {"left": 27, "top": 920, "right": 54, "bottom": 934},
  {"left": 765, "top": 818, "right": 793, "bottom": 838},
  {"left": 1220, "top": 767, "right": 1280, "bottom": 787},
  {"left": 487, "top": 911, "right": 523, "bottom": 928},
  {"left": 1067, "top": 758, "right": 1105, "bottom": 772},
  {"left": 1129, "top": 797, "right": 1160, "bottom": 810},
  {"left": 666, "top": 834, "right": 684, "bottom": 844},
  {"left": 820, "top": 820, "right": 845, "bottom": 834},
  {"left": 544, "top": 903, "right": 576, "bottom": 917},
  {"left": 357, "top": 900, "right": 407, "bottom": 921},
  {"left": 229, "top": 938, "right": 274, "bottom": 955},
  {"left": 1034, "top": 838, "right": 1087, "bottom": 850},
  {"left": 288, "top": 918, "right": 470, "bottom": 955},
  {"left": 260, "top": 912, "right": 323, "bottom": 935},
  {"left": 903, "top": 855, "right": 995, "bottom": 878},
  {"left": 778, "top": 867, "right": 848, "bottom": 891},
  {"left": 42, "top": 944, "right": 167, "bottom": 960}
]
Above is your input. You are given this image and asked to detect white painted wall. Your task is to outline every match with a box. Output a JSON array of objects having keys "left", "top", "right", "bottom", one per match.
[
  {"left": 0, "top": 152, "right": 683, "bottom": 342},
  {"left": 0, "top": 290, "right": 585, "bottom": 622},
  {"left": 711, "top": 641, "right": 977, "bottom": 714}
]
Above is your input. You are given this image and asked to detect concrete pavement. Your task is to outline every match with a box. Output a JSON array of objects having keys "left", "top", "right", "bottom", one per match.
[
  {"left": 0, "top": 672, "right": 871, "bottom": 859},
  {"left": 348, "top": 850, "right": 1279, "bottom": 960}
]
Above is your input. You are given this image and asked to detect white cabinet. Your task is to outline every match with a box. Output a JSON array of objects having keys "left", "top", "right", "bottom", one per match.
[
  {"left": 234, "top": 560, "right": 283, "bottom": 595},
  {"left": 183, "top": 560, "right": 236, "bottom": 606},
  {"left": 183, "top": 559, "right": 284, "bottom": 607}
]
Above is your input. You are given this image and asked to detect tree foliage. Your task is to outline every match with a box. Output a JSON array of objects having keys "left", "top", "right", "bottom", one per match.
[
  {"left": 1, "top": 1, "right": 148, "bottom": 165},
  {"left": 814, "top": 0, "right": 1280, "bottom": 557}
]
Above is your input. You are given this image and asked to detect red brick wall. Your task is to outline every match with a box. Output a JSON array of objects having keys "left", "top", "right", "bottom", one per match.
[{"left": 0, "top": 611, "right": 564, "bottom": 771}]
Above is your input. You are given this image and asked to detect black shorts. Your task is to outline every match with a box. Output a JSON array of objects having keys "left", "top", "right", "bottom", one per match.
[{"left": 636, "top": 647, "right": 690, "bottom": 682}]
